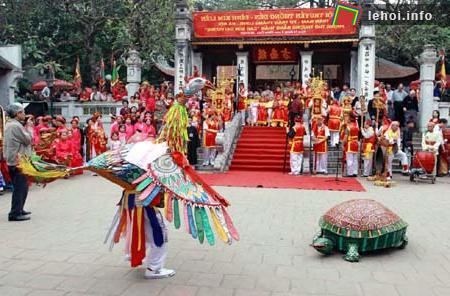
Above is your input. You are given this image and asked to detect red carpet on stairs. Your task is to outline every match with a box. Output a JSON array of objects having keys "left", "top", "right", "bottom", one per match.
[
  {"left": 230, "top": 126, "right": 290, "bottom": 172},
  {"left": 200, "top": 171, "right": 365, "bottom": 192}
]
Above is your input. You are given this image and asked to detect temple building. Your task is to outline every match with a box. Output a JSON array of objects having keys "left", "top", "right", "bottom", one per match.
[{"left": 174, "top": 0, "right": 376, "bottom": 100}]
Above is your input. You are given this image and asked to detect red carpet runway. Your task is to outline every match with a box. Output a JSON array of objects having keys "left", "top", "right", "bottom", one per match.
[
  {"left": 230, "top": 126, "right": 290, "bottom": 172},
  {"left": 200, "top": 171, "right": 365, "bottom": 192}
]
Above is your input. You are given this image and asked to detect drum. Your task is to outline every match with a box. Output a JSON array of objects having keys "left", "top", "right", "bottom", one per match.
[{"left": 412, "top": 151, "right": 435, "bottom": 174}]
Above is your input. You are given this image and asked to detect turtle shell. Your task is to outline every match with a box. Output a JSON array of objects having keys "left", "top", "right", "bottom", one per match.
[{"left": 319, "top": 199, "right": 408, "bottom": 239}]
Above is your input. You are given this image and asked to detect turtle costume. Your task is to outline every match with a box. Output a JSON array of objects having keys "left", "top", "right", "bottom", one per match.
[{"left": 312, "top": 199, "right": 408, "bottom": 262}]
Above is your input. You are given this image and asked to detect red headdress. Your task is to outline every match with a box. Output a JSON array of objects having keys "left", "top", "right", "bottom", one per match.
[{"left": 55, "top": 115, "right": 66, "bottom": 124}]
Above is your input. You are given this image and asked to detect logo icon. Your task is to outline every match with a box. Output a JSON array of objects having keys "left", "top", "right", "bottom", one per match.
[{"left": 331, "top": 1, "right": 362, "bottom": 26}]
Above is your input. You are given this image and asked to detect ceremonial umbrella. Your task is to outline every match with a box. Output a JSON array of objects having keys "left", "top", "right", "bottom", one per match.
[{"left": 32, "top": 79, "right": 74, "bottom": 91}]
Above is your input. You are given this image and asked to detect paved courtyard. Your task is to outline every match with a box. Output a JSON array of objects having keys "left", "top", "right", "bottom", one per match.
[{"left": 0, "top": 174, "right": 450, "bottom": 296}]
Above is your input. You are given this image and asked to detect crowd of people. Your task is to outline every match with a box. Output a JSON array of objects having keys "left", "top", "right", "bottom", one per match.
[
  {"left": 231, "top": 78, "right": 448, "bottom": 179},
  {"left": 27, "top": 79, "right": 175, "bottom": 105},
  {"left": 5, "top": 77, "right": 449, "bottom": 190}
]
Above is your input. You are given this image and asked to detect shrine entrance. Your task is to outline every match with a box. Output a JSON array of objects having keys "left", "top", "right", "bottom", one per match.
[{"left": 199, "top": 43, "right": 353, "bottom": 93}]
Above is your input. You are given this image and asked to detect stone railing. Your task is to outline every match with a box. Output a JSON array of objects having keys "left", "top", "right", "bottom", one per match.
[{"left": 213, "top": 114, "right": 242, "bottom": 171}]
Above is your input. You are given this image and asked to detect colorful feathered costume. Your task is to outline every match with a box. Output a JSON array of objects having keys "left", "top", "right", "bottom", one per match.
[{"left": 18, "top": 81, "right": 238, "bottom": 269}]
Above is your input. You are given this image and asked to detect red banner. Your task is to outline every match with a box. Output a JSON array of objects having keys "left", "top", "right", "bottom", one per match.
[
  {"left": 193, "top": 8, "right": 357, "bottom": 38},
  {"left": 252, "top": 45, "right": 298, "bottom": 63}
]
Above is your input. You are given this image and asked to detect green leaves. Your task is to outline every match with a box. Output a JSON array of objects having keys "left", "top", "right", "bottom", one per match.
[{"left": 376, "top": 25, "right": 450, "bottom": 69}]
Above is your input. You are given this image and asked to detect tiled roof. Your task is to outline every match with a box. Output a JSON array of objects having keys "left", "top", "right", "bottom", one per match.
[{"left": 375, "top": 57, "right": 418, "bottom": 79}]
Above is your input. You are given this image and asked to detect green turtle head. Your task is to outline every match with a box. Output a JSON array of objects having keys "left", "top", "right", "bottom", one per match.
[{"left": 312, "top": 237, "right": 334, "bottom": 255}]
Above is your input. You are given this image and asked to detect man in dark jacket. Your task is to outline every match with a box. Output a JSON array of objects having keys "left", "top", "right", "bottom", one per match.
[
  {"left": 288, "top": 94, "right": 303, "bottom": 128},
  {"left": 3, "top": 104, "right": 33, "bottom": 221},
  {"left": 187, "top": 118, "right": 200, "bottom": 165},
  {"left": 402, "top": 90, "right": 419, "bottom": 125}
]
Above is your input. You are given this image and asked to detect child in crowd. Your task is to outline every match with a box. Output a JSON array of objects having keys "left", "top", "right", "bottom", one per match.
[{"left": 110, "top": 132, "right": 122, "bottom": 150}]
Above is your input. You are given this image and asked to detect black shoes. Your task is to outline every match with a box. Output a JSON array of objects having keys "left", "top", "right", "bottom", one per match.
[
  {"left": 8, "top": 210, "right": 31, "bottom": 221},
  {"left": 8, "top": 215, "right": 30, "bottom": 222}
]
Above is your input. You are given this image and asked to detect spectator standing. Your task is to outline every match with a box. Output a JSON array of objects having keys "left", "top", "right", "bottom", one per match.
[
  {"left": 332, "top": 86, "right": 341, "bottom": 101},
  {"left": 120, "top": 99, "right": 130, "bottom": 117},
  {"left": 338, "top": 84, "right": 350, "bottom": 105},
  {"left": 402, "top": 120, "right": 415, "bottom": 161},
  {"left": 187, "top": 118, "right": 200, "bottom": 165},
  {"left": 402, "top": 89, "right": 419, "bottom": 125},
  {"left": 288, "top": 94, "right": 303, "bottom": 128},
  {"left": 434, "top": 82, "right": 442, "bottom": 98},
  {"left": 90, "top": 87, "right": 105, "bottom": 101},
  {"left": 392, "top": 84, "right": 408, "bottom": 126},
  {"left": 41, "top": 85, "right": 50, "bottom": 100},
  {"left": 386, "top": 84, "right": 394, "bottom": 102},
  {"left": 3, "top": 104, "right": 32, "bottom": 221}
]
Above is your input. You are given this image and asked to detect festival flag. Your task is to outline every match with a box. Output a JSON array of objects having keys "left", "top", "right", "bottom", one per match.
[
  {"left": 99, "top": 58, "right": 106, "bottom": 89},
  {"left": 438, "top": 49, "right": 447, "bottom": 90},
  {"left": 73, "top": 56, "right": 82, "bottom": 90},
  {"left": 111, "top": 59, "right": 119, "bottom": 86}
]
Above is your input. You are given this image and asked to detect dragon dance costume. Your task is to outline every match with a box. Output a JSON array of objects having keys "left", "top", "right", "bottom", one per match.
[{"left": 18, "top": 80, "right": 239, "bottom": 277}]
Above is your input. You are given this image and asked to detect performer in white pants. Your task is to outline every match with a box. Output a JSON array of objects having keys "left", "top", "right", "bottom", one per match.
[
  {"left": 341, "top": 113, "right": 360, "bottom": 177},
  {"left": 237, "top": 83, "right": 247, "bottom": 126},
  {"left": 384, "top": 121, "right": 409, "bottom": 179},
  {"left": 250, "top": 95, "right": 259, "bottom": 126},
  {"left": 361, "top": 119, "right": 376, "bottom": 177},
  {"left": 422, "top": 122, "right": 441, "bottom": 176},
  {"left": 327, "top": 100, "right": 342, "bottom": 147},
  {"left": 312, "top": 117, "right": 330, "bottom": 174},
  {"left": 287, "top": 116, "right": 306, "bottom": 175},
  {"left": 143, "top": 209, "right": 173, "bottom": 279},
  {"left": 202, "top": 113, "right": 219, "bottom": 166}
]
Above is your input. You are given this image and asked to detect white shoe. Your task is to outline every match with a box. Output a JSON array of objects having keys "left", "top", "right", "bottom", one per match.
[
  {"left": 144, "top": 268, "right": 176, "bottom": 279},
  {"left": 124, "top": 254, "right": 131, "bottom": 262}
]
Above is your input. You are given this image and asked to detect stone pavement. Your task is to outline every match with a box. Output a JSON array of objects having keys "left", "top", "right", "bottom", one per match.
[{"left": 0, "top": 174, "right": 450, "bottom": 296}]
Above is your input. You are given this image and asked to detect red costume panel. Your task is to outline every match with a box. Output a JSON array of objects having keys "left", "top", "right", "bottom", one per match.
[
  {"left": 313, "top": 125, "right": 328, "bottom": 154},
  {"left": 237, "top": 87, "right": 247, "bottom": 111},
  {"left": 271, "top": 99, "right": 283, "bottom": 124},
  {"left": 223, "top": 94, "right": 233, "bottom": 122},
  {"left": 257, "top": 102, "right": 268, "bottom": 125},
  {"left": 290, "top": 125, "right": 306, "bottom": 154},
  {"left": 204, "top": 120, "right": 219, "bottom": 148},
  {"left": 362, "top": 129, "right": 376, "bottom": 153},
  {"left": 328, "top": 104, "right": 342, "bottom": 132},
  {"left": 54, "top": 138, "right": 73, "bottom": 166},
  {"left": 344, "top": 122, "right": 360, "bottom": 153}
]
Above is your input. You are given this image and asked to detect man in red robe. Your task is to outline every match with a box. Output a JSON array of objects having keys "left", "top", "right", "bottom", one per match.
[
  {"left": 327, "top": 100, "right": 342, "bottom": 147},
  {"left": 88, "top": 113, "right": 108, "bottom": 157},
  {"left": 54, "top": 129, "right": 73, "bottom": 166},
  {"left": 202, "top": 111, "right": 220, "bottom": 166},
  {"left": 312, "top": 116, "right": 330, "bottom": 174},
  {"left": 287, "top": 115, "right": 306, "bottom": 175},
  {"left": 341, "top": 113, "right": 360, "bottom": 177}
]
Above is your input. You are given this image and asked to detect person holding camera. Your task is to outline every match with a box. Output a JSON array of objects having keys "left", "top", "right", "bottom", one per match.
[{"left": 3, "top": 103, "right": 33, "bottom": 221}]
